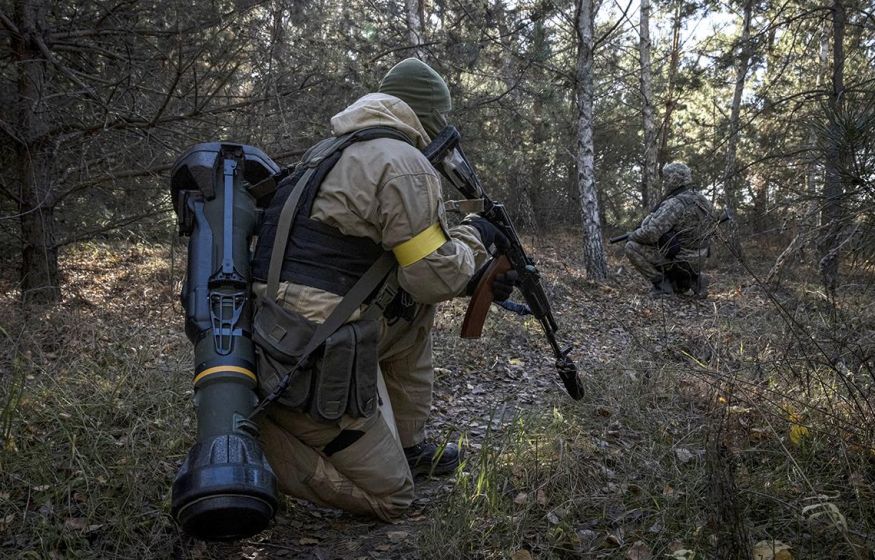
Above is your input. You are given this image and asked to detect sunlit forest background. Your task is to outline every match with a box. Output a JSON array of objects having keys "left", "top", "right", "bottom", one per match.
[{"left": 2, "top": 1, "right": 874, "bottom": 558}]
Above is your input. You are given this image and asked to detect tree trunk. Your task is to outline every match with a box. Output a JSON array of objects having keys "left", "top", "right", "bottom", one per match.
[
  {"left": 808, "top": 23, "right": 829, "bottom": 230},
  {"left": 405, "top": 0, "right": 425, "bottom": 59},
  {"left": 819, "top": 0, "right": 846, "bottom": 294},
  {"left": 638, "top": 0, "right": 657, "bottom": 209},
  {"left": 657, "top": 1, "right": 683, "bottom": 169},
  {"left": 720, "top": 0, "right": 753, "bottom": 259},
  {"left": 529, "top": 17, "right": 550, "bottom": 229},
  {"left": 13, "top": 0, "right": 60, "bottom": 304},
  {"left": 722, "top": 0, "right": 753, "bottom": 215},
  {"left": 575, "top": 0, "right": 607, "bottom": 280},
  {"left": 767, "top": 22, "right": 829, "bottom": 285}
]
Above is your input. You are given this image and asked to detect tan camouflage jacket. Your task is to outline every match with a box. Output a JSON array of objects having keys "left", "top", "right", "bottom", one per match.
[
  {"left": 629, "top": 188, "right": 715, "bottom": 260},
  {"left": 253, "top": 93, "right": 489, "bottom": 322}
]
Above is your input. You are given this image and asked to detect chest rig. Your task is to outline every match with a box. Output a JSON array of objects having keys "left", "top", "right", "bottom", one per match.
[{"left": 252, "top": 127, "right": 414, "bottom": 295}]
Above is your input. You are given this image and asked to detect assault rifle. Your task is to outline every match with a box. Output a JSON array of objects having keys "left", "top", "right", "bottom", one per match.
[
  {"left": 609, "top": 207, "right": 733, "bottom": 244},
  {"left": 423, "top": 126, "right": 584, "bottom": 401}
]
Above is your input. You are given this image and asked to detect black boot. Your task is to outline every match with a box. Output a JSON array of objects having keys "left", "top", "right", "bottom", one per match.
[
  {"left": 403, "top": 441, "right": 461, "bottom": 476},
  {"left": 693, "top": 273, "right": 709, "bottom": 298},
  {"left": 649, "top": 276, "right": 674, "bottom": 298}
]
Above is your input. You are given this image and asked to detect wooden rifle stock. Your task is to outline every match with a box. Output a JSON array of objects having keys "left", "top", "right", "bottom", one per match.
[{"left": 460, "top": 255, "right": 511, "bottom": 339}]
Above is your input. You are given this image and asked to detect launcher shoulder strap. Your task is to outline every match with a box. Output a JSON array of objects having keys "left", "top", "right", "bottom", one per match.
[{"left": 248, "top": 127, "right": 412, "bottom": 204}]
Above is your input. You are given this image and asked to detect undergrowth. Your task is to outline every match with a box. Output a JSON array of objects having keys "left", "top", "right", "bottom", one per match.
[
  {"left": 1, "top": 239, "right": 873, "bottom": 559},
  {"left": 0, "top": 243, "right": 192, "bottom": 558},
  {"left": 421, "top": 243, "right": 875, "bottom": 559}
]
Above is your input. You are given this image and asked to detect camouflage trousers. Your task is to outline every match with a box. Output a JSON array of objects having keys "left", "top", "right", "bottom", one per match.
[
  {"left": 624, "top": 240, "right": 705, "bottom": 282},
  {"left": 257, "top": 305, "right": 436, "bottom": 521}
]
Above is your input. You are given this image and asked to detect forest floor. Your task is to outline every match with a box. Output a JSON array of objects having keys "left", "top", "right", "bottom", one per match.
[{"left": 1, "top": 233, "right": 874, "bottom": 559}]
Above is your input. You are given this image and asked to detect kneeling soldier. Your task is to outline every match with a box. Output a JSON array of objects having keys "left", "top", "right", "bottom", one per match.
[
  {"left": 624, "top": 162, "right": 715, "bottom": 297},
  {"left": 250, "top": 58, "right": 515, "bottom": 520}
]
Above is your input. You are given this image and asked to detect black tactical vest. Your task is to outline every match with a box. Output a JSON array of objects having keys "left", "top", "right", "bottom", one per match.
[{"left": 252, "top": 127, "right": 413, "bottom": 296}]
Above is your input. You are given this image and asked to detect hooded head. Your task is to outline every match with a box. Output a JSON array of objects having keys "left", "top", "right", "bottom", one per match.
[
  {"left": 662, "top": 162, "right": 692, "bottom": 193},
  {"left": 378, "top": 58, "right": 452, "bottom": 140}
]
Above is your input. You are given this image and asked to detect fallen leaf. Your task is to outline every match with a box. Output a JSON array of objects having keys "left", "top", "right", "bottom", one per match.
[
  {"left": 788, "top": 422, "right": 809, "bottom": 446},
  {"left": 513, "top": 492, "right": 528, "bottom": 505},
  {"left": 626, "top": 540, "right": 652, "bottom": 560},
  {"left": 674, "top": 448, "right": 694, "bottom": 464},
  {"left": 536, "top": 489, "right": 547, "bottom": 505},
  {"left": 64, "top": 517, "right": 88, "bottom": 531},
  {"left": 299, "top": 537, "right": 320, "bottom": 545},
  {"left": 511, "top": 550, "right": 533, "bottom": 560},
  {"left": 802, "top": 501, "right": 847, "bottom": 532},
  {"left": 386, "top": 531, "right": 408, "bottom": 542},
  {"left": 606, "top": 528, "right": 624, "bottom": 547},
  {"left": 669, "top": 550, "right": 696, "bottom": 560},
  {"left": 577, "top": 528, "right": 597, "bottom": 546},
  {"left": 752, "top": 540, "right": 792, "bottom": 560},
  {"left": 0, "top": 513, "right": 14, "bottom": 531},
  {"left": 546, "top": 511, "right": 560, "bottom": 525}
]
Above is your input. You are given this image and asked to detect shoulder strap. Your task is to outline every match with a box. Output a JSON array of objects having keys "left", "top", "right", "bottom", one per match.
[
  {"left": 264, "top": 127, "right": 412, "bottom": 298},
  {"left": 266, "top": 167, "right": 314, "bottom": 298}
]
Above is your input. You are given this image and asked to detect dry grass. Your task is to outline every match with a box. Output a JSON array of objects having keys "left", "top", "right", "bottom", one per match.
[
  {"left": 0, "top": 242, "right": 193, "bottom": 558},
  {"left": 420, "top": 236, "right": 875, "bottom": 559},
  {"left": 1, "top": 237, "right": 874, "bottom": 559}
]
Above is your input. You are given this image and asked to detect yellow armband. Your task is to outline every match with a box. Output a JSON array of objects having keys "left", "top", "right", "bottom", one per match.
[{"left": 392, "top": 223, "right": 448, "bottom": 267}]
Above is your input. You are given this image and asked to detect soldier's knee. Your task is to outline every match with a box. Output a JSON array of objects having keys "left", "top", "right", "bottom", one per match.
[{"left": 624, "top": 240, "right": 640, "bottom": 259}]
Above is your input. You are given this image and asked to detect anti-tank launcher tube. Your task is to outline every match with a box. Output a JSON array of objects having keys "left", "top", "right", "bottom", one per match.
[{"left": 169, "top": 143, "right": 279, "bottom": 541}]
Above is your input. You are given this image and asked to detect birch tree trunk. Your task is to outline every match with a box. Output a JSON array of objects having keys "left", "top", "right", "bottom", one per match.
[
  {"left": 721, "top": 0, "right": 753, "bottom": 258},
  {"left": 819, "top": 0, "right": 846, "bottom": 294},
  {"left": 639, "top": 0, "right": 657, "bottom": 209},
  {"left": 576, "top": 0, "right": 607, "bottom": 280},
  {"left": 405, "top": 0, "right": 425, "bottom": 59}
]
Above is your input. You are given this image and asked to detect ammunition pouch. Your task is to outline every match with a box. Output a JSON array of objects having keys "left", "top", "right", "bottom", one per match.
[{"left": 253, "top": 297, "right": 379, "bottom": 422}]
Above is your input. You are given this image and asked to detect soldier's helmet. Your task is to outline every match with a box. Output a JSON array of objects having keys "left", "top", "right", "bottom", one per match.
[{"left": 662, "top": 162, "right": 692, "bottom": 192}]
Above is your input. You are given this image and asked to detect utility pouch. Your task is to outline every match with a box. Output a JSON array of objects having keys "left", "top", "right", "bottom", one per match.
[
  {"left": 252, "top": 297, "right": 316, "bottom": 410},
  {"left": 252, "top": 296, "right": 380, "bottom": 422},
  {"left": 346, "top": 320, "right": 380, "bottom": 418}
]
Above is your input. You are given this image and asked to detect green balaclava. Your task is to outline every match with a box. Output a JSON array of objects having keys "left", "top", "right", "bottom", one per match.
[{"left": 378, "top": 58, "right": 452, "bottom": 139}]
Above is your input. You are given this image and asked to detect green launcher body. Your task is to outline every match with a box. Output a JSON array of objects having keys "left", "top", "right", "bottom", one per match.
[{"left": 169, "top": 143, "right": 279, "bottom": 540}]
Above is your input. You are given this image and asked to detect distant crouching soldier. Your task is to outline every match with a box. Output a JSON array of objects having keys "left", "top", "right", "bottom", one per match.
[{"left": 624, "top": 162, "right": 716, "bottom": 297}]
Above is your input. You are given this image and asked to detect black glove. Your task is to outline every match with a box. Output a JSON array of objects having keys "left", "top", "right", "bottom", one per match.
[
  {"left": 463, "top": 216, "right": 509, "bottom": 255},
  {"left": 465, "top": 262, "right": 518, "bottom": 301},
  {"left": 491, "top": 269, "right": 518, "bottom": 302}
]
